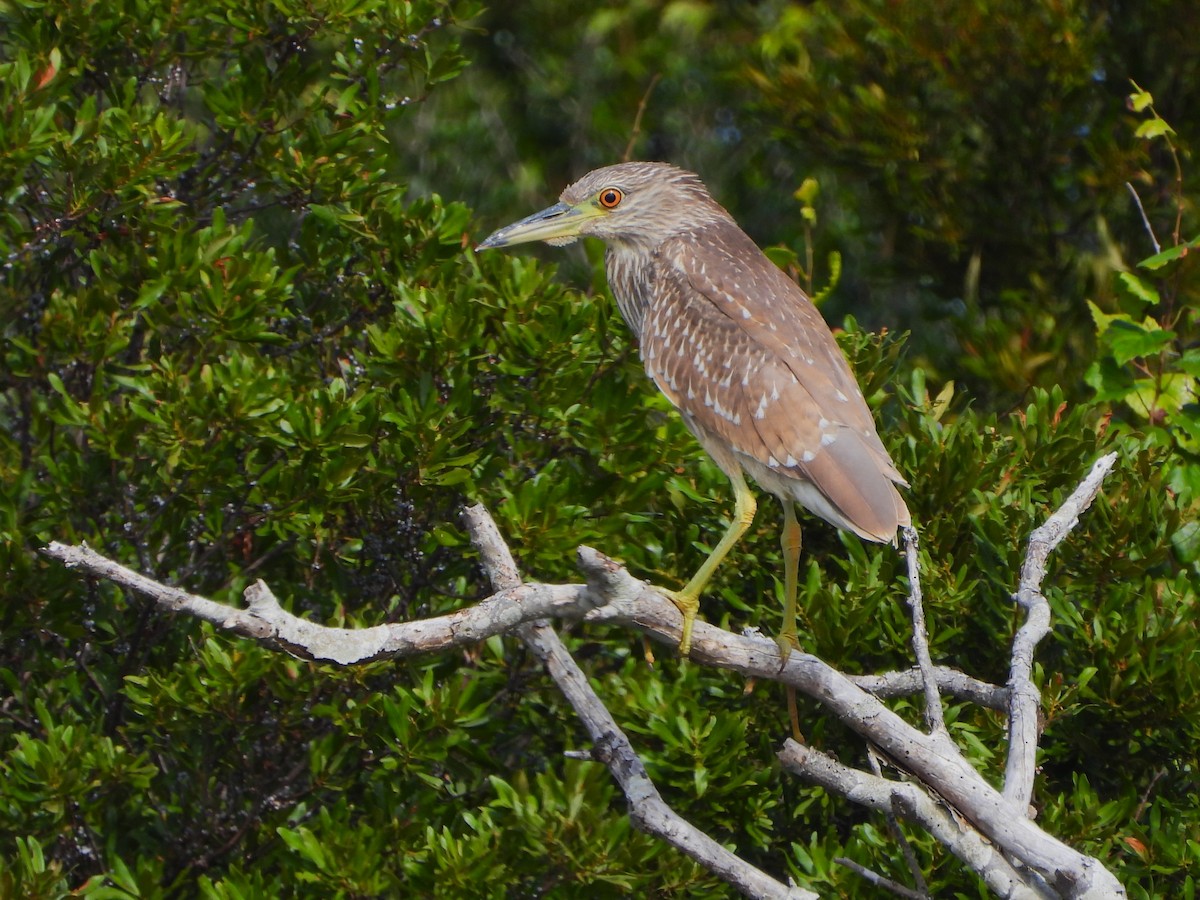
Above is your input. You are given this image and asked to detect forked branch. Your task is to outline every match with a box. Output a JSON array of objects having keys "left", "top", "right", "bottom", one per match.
[
  {"left": 463, "top": 505, "right": 813, "bottom": 900},
  {"left": 1003, "top": 453, "right": 1118, "bottom": 812}
]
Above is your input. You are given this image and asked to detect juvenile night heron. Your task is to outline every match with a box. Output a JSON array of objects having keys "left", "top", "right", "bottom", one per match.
[{"left": 477, "top": 162, "right": 909, "bottom": 656}]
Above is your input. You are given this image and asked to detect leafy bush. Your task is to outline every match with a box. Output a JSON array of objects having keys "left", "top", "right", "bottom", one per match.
[
  {"left": 2, "top": 1, "right": 1197, "bottom": 897},
  {"left": 1086, "top": 85, "right": 1200, "bottom": 563}
]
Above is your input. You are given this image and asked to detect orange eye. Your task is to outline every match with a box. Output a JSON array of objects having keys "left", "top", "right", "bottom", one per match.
[{"left": 598, "top": 187, "right": 623, "bottom": 209}]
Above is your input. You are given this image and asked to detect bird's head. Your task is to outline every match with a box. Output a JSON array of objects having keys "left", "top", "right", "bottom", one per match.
[{"left": 476, "top": 162, "right": 727, "bottom": 252}]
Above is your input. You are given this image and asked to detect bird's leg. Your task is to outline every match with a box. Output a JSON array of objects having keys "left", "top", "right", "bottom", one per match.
[
  {"left": 778, "top": 499, "right": 805, "bottom": 742},
  {"left": 776, "top": 499, "right": 802, "bottom": 661},
  {"left": 670, "top": 474, "right": 757, "bottom": 656}
]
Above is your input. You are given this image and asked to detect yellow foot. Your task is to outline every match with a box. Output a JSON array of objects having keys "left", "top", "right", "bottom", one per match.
[
  {"left": 775, "top": 629, "right": 800, "bottom": 663},
  {"left": 663, "top": 589, "right": 700, "bottom": 657}
]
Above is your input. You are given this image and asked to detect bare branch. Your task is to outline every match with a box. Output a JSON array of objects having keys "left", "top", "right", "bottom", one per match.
[
  {"left": 781, "top": 741, "right": 1053, "bottom": 900},
  {"left": 765, "top": 648, "right": 1119, "bottom": 895},
  {"left": 461, "top": 506, "right": 813, "bottom": 900},
  {"left": 902, "top": 526, "right": 945, "bottom": 734},
  {"left": 35, "top": 528, "right": 982, "bottom": 711},
  {"left": 622, "top": 73, "right": 662, "bottom": 163},
  {"left": 850, "top": 666, "right": 1007, "bottom": 710},
  {"left": 576, "top": 574, "right": 1126, "bottom": 896},
  {"left": 41, "top": 541, "right": 593, "bottom": 665},
  {"left": 1133, "top": 767, "right": 1167, "bottom": 823},
  {"left": 1124, "top": 182, "right": 1161, "bottom": 254},
  {"left": 1003, "top": 453, "right": 1118, "bottom": 812},
  {"left": 834, "top": 856, "right": 928, "bottom": 899}
]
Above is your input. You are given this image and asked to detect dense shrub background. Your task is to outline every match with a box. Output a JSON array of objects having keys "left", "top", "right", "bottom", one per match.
[{"left": 1, "top": 1, "right": 1197, "bottom": 896}]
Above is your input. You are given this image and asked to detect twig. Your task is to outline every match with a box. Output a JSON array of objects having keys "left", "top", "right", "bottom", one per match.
[
  {"left": 1125, "top": 183, "right": 1161, "bottom": 254},
  {"left": 1133, "top": 768, "right": 1167, "bottom": 823},
  {"left": 834, "top": 857, "right": 927, "bottom": 899},
  {"left": 867, "top": 747, "right": 928, "bottom": 898},
  {"left": 1003, "top": 452, "right": 1118, "bottom": 812},
  {"left": 461, "top": 505, "right": 813, "bottom": 900},
  {"left": 622, "top": 73, "right": 662, "bottom": 163},
  {"left": 902, "top": 527, "right": 945, "bottom": 734}
]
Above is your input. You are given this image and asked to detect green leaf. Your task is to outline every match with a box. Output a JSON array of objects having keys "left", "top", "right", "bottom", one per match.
[
  {"left": 1134, "top": 117, "right": 1175, "bottom": 140},
  {"left": 931, "top": 379, "right": 955, "bottom": 422},
  {"left": 1121, "top": 372, "right": 1196, "bottom": 419},
  {"left": 1115, "top": 272, "right": 1159, "bottom": 311},
  {"left": 1086, "top": 299, "right": 1133, "bottom": 336},
  {"left": 1076, "top": 666, "right": 1099, "bottom": 692},
  {"left": 106, "top": 856, "right": 141, "bottom": 896},
  {"left": 1127, "top": 82, "right": 1154, "bottom": 112},
  {"left": 1177, "top": 350, "right": 1200, "bottom": 378},
  {"left": 793, "top": 177, "right": 819, "bottom": 203},
  {"left": 1138, "top": 237, "right": 1200, "bottom": 270},
  {"left": 277, "top": 826, "right": 328, "bottom": 870},
  {"left": 1170, "top": 514, "right": 1200, "bottom": 562},
  {"left": 1102, "top": 318, "right": 1174, "bottom": 366}
]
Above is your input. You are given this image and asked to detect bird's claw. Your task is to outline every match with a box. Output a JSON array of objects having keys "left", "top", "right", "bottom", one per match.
[
  {"left": 775, "top": 630, "right": 800, "bottom": 663},
  {"left": 662, "top": 588, "right": 700, "bottom": 657}
]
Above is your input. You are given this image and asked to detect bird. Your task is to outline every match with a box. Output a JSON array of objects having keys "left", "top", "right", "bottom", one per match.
[{"left": 477, "top": 162, "right": 909, "bottom": 657}]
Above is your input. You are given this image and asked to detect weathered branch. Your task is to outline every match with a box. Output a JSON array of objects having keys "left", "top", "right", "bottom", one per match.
[
  {"left": 39, "top": 549, "right": 1121, "bottom": 891},
  {"left": 1002, "top": 452, "right": 1118, "bottom": 812},
  {"left": 461, "top": 505, "right": 813, "bottom": 900},
  {"left": 780, "top": 741, "right": 1052, "bottom": 900},
  {"left": 673, "top": 629, "right": 1118, "bottom": 896},
  {"left": 41, "top": 540, "right": 1000, "bottom": 702},
  {"left": 902, "top": 526, "right": 946, "bottom": 734},
  {"left": 572, "top": 573, "right": 1051, "bottom": 866},
  {"left": 850, "top": 666, "right": 1007, "bottom": 710},
  {"left": 41, "top": 541, "right": 593, "bottom": 665}
]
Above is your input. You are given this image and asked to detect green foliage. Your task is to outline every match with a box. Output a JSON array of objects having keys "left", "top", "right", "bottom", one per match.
[
  {"left": 2, "top": 0, "right": 1198, "bottom": 897},
  {"left": 746, "top": 0, "right": 1184, "bottom": 405},
  {"left": 1085, "top": 85, "right": 1200, "bottom": 565}
]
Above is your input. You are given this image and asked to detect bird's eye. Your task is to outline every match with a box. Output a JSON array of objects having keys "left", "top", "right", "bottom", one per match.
[{"left": 598, "top": 188, "right": 623, "bottom": 209}]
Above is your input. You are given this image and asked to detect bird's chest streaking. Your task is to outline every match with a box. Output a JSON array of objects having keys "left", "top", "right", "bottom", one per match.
[{"left": 604, "top": 241, "right": 658, "bottom": 341}]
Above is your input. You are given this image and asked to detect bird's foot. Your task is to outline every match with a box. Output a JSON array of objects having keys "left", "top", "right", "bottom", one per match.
[
  {"left": 663, "top": 589, "right": 700, "bottom": 657},
  {"left": 775, "top": 629, "right": 800, "bottom": 663}
]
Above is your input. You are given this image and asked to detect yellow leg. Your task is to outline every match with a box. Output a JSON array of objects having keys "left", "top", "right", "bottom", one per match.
[
  {"left": 670, "top": 472, "right": 757, "bottom": 656},
  {"left": 776, "top": 499, "right": 802, "bottom": 660}
]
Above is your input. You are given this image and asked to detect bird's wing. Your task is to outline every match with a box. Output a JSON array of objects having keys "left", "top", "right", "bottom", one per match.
[{"left": 640, "top": 223, "right": 907, "bottom": 539}]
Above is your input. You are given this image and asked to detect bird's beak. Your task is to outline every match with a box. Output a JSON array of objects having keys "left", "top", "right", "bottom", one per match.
[{"left": 476, "top": 201, "right": 602, "bottom": 250}]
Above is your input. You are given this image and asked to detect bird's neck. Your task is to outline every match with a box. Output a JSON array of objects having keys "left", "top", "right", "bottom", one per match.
[{"left": 605, "top": 241, "right": 658, "bottom": 341}]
